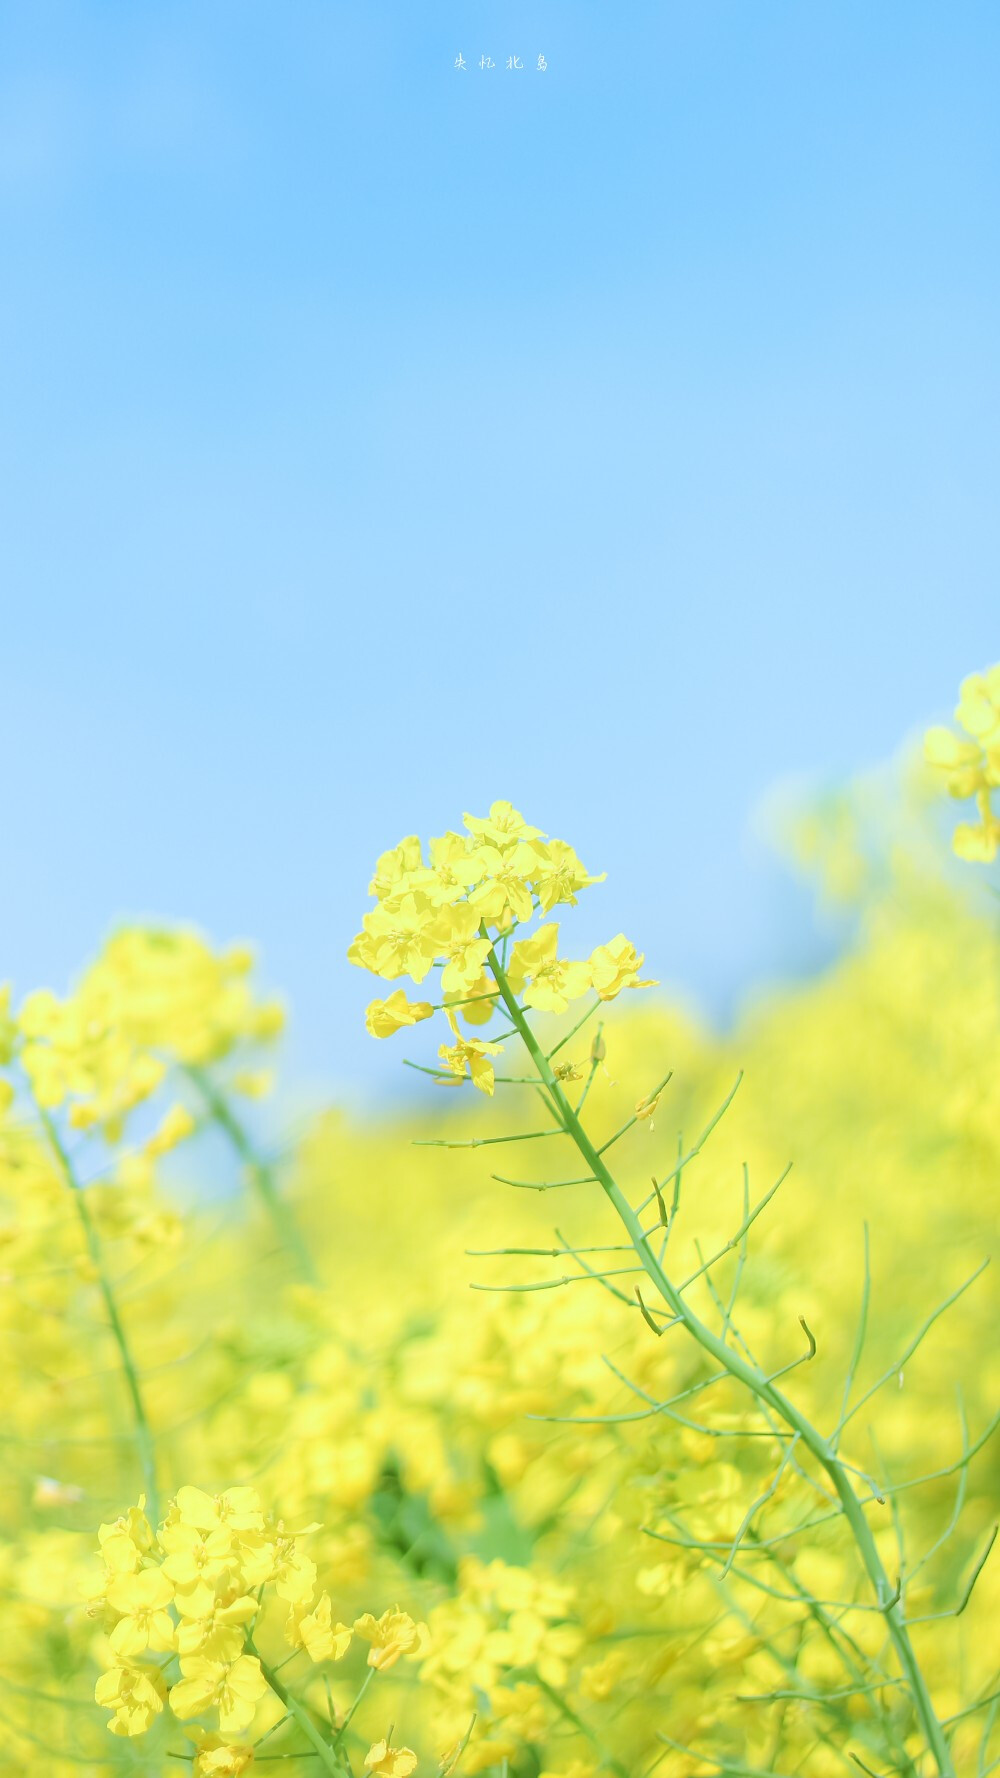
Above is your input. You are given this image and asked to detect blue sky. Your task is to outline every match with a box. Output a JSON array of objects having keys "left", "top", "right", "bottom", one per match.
[{"left": 1, "top": 0, "right": 997, "bottom": 1097}]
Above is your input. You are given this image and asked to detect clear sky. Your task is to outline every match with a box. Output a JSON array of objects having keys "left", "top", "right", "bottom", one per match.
[{"left": 1, "top": 0, "right": 997, "bottom": 1098}]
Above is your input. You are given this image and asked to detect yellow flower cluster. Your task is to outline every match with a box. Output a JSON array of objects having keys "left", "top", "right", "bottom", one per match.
[
  {"left": 0, "top": 696, "right": 995, "bottom": 1778},
  {"left": 90, "top": 1486, "right": 428, "bottom": 1774},
  {"left": 924, "top": 662, "right": 1000, "bottom": 860},
  {"left": 421, "top": 1559, "right": 584, "bottom": 1773},
  {"left": 91, "top": 1488, "right": 308, "bottom": 1742},
  {"left": 350, "top": 801, "right": 654, "bottom": 1092},
  {"left": 11, "top": 925, "right": 283, "bottom": 1139}
]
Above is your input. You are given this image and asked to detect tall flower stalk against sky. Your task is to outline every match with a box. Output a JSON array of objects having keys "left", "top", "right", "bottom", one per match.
[{"left": 350, "top": 798, "right": 997, "bottom": 1778}]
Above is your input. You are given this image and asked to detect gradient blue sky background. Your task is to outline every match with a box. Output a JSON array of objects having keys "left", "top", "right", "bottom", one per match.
[{"left": 2, "top": 0, "right": 997, "bottom": 1096}]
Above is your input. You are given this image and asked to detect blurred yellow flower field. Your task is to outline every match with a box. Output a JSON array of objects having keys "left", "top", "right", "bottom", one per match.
[{"left": 0, "top": 675, "right": 997, "bottom": 1777}]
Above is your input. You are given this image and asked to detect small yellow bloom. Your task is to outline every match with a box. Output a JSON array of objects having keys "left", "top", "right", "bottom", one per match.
[
  {"left": 431, "top": 904, "right": 493, "bottom": 996},
  {"left": 368, "top": 834, "right": 426, "bottom": 900},
  {"left": 438, "top": 1019, "right": 505, "bottom": 1096},
  {"left": 365, "top": 1738, "right": 419, "bottom": 1776},
  {"left": 507, "top": 924, "right": 592, "bottom": 1014},
  {"left": 365, "top": 990, "right": 434, "bottom": 1039},
  {"left": 286, "top": 1591, "right": 353, "bottom": 1663},
  {"left": 106, "top": 1566, "right": 175, "bottom": 1656},
  {"left": 95, "top": 1660, "right": 166, "bottom": 1736},
  {"left": 589, "top": 934, "right": 657, "bottom": 1001},
  {"left": 463, "top": 800, "right": 544, "bottom": 847},
  {"left": 531, "top": 839, "right": 605, "bottom": 913},
  {"left": 98, "top": 1501, "right": 155, "bottom": 1575},
  {"left": 174, "top": 1484, "right": 265, "bottom": 1534},
  {"left": 466, "top": 843, "right": 545, "bottom": 931},
  {"left": 353, "top": 1606, "right": 428, "bottom": 1670},
  {"left": 170, "top": 1653, "right": 268, "bottom": 1736},
  {"left": 356, "top": 893, "right": 439, "bottom": 983},
  {"left": 191, "top": 1731, "right": 256, "bottom": 1777}
]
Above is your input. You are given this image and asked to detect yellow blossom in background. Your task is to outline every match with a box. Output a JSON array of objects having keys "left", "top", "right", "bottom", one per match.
[{"left": 925, "top": 661, "right": 1000, "bottom": 860}]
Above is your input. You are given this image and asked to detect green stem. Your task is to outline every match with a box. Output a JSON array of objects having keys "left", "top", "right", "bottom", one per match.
[
  {"left": 186, "top": 1065, "right": 316, "bottom": 1282},
  {"left": 37, "top": 1105, "right": 159, "bottom": 1520},
  {"left": 485, "top": 948, "right": 953, "bottom": 1778},
  {"left": 253, "top": 1649, "right": 347, "bottom": 1776},
  {"left": 330, "top": 1664, "right": 374, "bottom": 1752}
]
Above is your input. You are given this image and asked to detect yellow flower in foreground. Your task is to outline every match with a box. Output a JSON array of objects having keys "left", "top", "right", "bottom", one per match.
[
  {"left": 173, "top": 1484, "right": 265, "bottom": 1534},
  {"left": 365, "top": 990, "right": 434, "bottom": 1039},
  {"left": 95, "top": 1661, "right": 166, "bottom": 1736},
  {"left": 431, "top": 903, "right": 493, "bottom": 996},
  {"left": 463, "top": 799, "right": 544, "bottom": 847},
  {"left": 192, "top": 1731, "right": 256, "bottom": 1777},
  {"left": 507, "top": 923, "right": 591, "bottom": 1013},
  {"left": 466, "top": 843, "right": 544, "bottom": 930},
  {"left": 365, "top": 1738, "right": 419, "bottom": 1776},
  {"left": 286, "top": 1591, "right": 353, "bottom": 1663},
  {"left": 98, "top": 1501, "right": 155, "bottom": 1575},
  {"left": 106, "top": 1566, "right": 175, "bottom": 1656},
  {"left": 532, "top": 839, "right": 605, "bottom": 913},
  {"left": 354, "top": 1606, "right": 428, "bottom": 1670},
  {"left": 355, "top": 893, "right": 438, "bottom": 983},
  {"left": 589, "top": 935, "right": 657, "bottom": 1001},
  {"left": 170, "top": 1653, "right": 268, "bottom": 1735},
  {"left": 438, "top": 1027, "right": 505, "bottom": 1096},
  {"left": 368, "top": 834, "right": 425, "bottom": 900}
]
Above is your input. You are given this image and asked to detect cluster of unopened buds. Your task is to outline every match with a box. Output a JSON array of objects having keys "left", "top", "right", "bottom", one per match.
[
  {"left": 925, "top": 662, "right": 1000, "bottom": 861},
  {"left": 349, "top": 801, "right": 656, "bottom": 1093},
  {"left": 89, "top": 1488, "right": 427, "bottom": 1774}
]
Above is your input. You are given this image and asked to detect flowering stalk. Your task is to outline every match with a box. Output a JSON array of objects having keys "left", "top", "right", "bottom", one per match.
[
  {"left": 37, "top": 1102, "right": 160, "bottom": 1521},
  {"left": 348, "top": 798, "right": 997, "bottom": 1774},
  {"left": 186, "top": 1063, "right": 317, "bottom": 1283},
  {"left": 483, "top": 941, "right": 954, "bottom": 1778}
]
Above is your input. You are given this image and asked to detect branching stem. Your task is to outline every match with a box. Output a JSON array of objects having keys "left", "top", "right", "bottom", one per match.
[
  {"left": 483, "top": 944, "right": 955, "bottom": 1778},
  {"left": 37, "top": 1104, "right": 160, "bottom": 1520}
]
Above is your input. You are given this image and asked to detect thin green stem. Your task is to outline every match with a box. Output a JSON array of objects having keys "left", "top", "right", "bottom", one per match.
[
  {"left": 252, "top": 1647, "right": 346, "bottom": 1776},
  {"left": 483, "top": 946, "right": 954, "bottom": 1778},
  {"left": 37, "top": 1105, "right": 159, "bottom": 1520},
  {"left": 330, "top": 1664, "right": 374, "bottom": 1752},
  {"left": 186, "top": 1065, "right": 316, "bottom": 1282}
]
